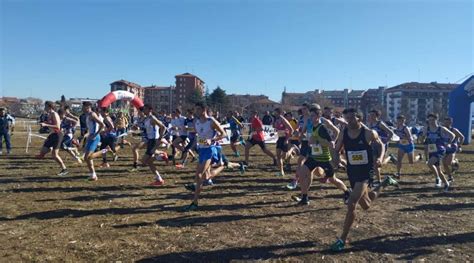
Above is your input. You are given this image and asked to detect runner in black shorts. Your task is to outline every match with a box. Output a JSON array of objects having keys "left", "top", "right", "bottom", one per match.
[
  {"left": 36, "top": 101, "right": 68, "bottom": 176},
  {"left": 244, "top": 111, "right": 276, "bottom": 167},
  {"left": 273, "top": 108, "right": 293, "bottom": 177},
  {"left": 330, "top": 108, "right": 398, "bottom": 252},
  {"left": 292, "top": 105, "right": 350, "bottom": 205}
]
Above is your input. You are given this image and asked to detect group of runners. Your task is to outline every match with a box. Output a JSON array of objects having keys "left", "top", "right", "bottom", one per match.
[{"left": 34, "top": 100, "right": 465, "bottom": 252}]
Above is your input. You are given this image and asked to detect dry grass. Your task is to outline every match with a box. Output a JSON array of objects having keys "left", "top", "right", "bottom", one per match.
[{"left": 0, "top": 123, "right": 473, "bottom": 262}]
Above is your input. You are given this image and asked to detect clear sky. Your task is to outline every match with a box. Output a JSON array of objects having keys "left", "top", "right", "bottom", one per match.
[{"left": 1, "top": 0, "right": 473, "bottom": 102}]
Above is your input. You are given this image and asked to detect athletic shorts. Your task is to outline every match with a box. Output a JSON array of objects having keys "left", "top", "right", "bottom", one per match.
[
  {"left": 61, "top": 135, "right": 73, "bottom": 150},
  {"left": 248, "top": 138, "right": 266, "bottom": 150},
  {"left": 145, "top": 138, "right": 157, "bottom": 156},
  {"left": 347, "top": 166, "right": 374, "bottom": 189},
  {"left": 289, "top": 139, "right": 300, "bottom": 147},
  {"left": 276, "top": 137, "right": 289, "bottom": 152},
  {"left": 184, "top": 136, "right": 196, "bottom": 152},
  {"left": 304, "top": 157, "right": 334, "bottom": 177},
  {"left": 211, "top": 146, "right": 223, "bottom": 165},
  {"left": 300, "top": 141, "right": 311, "bottom": 157},
  {"left": 100, "top": 134, "right": 117, "bottom": 150},
  {"left": 85, "top": 135, "right": 101, "bottom": 153},
  {"left": 230, "top": 133, "right": 241, "bottom": 143},
  {"left": 180, "top": 135, "right": 188, "bottom": 142},
  {"left": 198, "top": 146, "right": 218, "bottom": 164},
  {"left": 445, "top": 144, "right": 458, "bottom": 155},
  {"left": 43, "top": 132, "right": 63, "bottom": 150},
  {"left": 398, "top": 143, "right": 415, "bottom": 154},
  {"left": 428, "top": 146, "right": 446, "bottom": 165}
]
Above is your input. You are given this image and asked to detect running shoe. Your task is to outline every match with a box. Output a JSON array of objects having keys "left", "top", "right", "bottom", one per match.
[
  {"left": 181, "top": 202, "right": 198, "bottom": 212},
  {"left": 239, "top": 162, "right": 246, "bottom": 175},
  {"left": 292, "top": 195, "right": 309, "bottom": 205},
  {"left": 57, "top": 169, "right": 69, "bottom": 176},
  {"left": 286, "top": 180, "right": 298, "bottom": 190},
  {"left": 184, "top": 183, "right": 196, "bottom": 192},
  {"left": 128, "top": 167, "right": 139, "bottom": 172},
  {"left": 330, "top": 238, "right": 345, "bottom": 252},
  {"left": 417, "top": 153, "right": 423, "bottom": 161},
  {"left": 389, "top": 153, "right": 398, "bottom": 165},
  {"left": 448, "top": 175, "right": 454, "bottom": 183},
  {"left": 381, "top": 175, "right": 398, "bottom": 188},
  {"left": 203, "top": 179, "right": 214, "bottom": 186},
  {"left": 452, "top": 160, "right": 459, "bottom": 173},
  {"left": 113, "top": 154, "right": 119, "bottom": 162},
  {"left": 435, "top": 177, "right": 442, "bottom": 188},
  {"left": 343, "top": 189, "right": 352, "bottom": 205},
  {"left": 88, "top": 175, "right": 98, "bottom": 181},
  {"left": 150, "top": 180, "right": 165, "bottom": 186},
  {"left": 275, "top": 171, "right": 285, "bottom": 177},
  {"left": 443, "top": 182, "right": 450, "bottom": 193}
]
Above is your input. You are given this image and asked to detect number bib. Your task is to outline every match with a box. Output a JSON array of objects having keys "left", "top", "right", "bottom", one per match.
[
  {"left": 347, "top": 150, "right": 369, "bottom": 165},
  {"left": 428, "top": 144, "right": 438, "bottom": 153},
  {"left": 400, "top": 139, "right": 409, "bottom": 145},
  {"left": 310, "top": 144, "right": 323, "bottom": 156},
  {"left": 277, "top": 130, "right": 286, "bottom": 137},
  {"left": 197, "top": 136, "right": 210, "bottom": 146}
]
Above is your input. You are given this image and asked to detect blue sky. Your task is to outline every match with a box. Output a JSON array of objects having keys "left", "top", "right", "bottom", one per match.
[{"left": 1, "top": 0, "right": 472, "bottom": 102}]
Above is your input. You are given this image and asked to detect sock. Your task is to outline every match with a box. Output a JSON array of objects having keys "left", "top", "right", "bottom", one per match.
[{"left": 155, "top": 172, "right": 163, "bottom": 182}]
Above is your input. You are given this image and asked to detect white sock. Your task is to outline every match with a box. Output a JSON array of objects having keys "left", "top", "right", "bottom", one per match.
[{"left": 155, "top": 173, "right": 162, "bottom": 181}]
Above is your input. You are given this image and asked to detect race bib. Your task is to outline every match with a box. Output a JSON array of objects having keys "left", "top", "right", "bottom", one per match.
[
  {"left": 310, "top": 144, "right": 323, "bottom": 156},
  {"left": 348, "top": 150, "right": 369, "bottom": 165},
  {"left": 400, "top": 139, "right": 409, "bottom": 145},
  {"left": 197, "top": 136, "right": 210, "bottom": 146},
  {"left": 186, "top": 127, "right": 195, "bottom": 132},
  {"left": 428, "top": 144, "right": 437, "bottom": 153}
]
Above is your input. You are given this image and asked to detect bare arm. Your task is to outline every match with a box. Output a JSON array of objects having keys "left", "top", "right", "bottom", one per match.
[
  {"left": 211, "top": 117, "right": 227, "bottom": 141},
  {"left": 380, "top": 122, "right": 395, "bottom": 140},
  {"left": 367, "top": 129, "right": 385, "bottom": 165},
  {"left": 321, "top": 117, "right": 340, "bottom": 139},
  {"left": 441, "top": 127, "right": 455, "bottom": 143},
  {"left": 151, "top": 115, "right": 166, "bottom": 138},
  {"left": 452, "top": 128, "right": 465, "bottom": 145},
  {"left": 91, "top": 113, "right": 105, "bottom": 137}
]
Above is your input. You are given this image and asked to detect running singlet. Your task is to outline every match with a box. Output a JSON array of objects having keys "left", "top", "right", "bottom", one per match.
[
  {"left": 343, "top": 127, "right": 373, "bottom": 170},
  {"left": 394, "top": 125, "right": 412, "bottom": 145},
  {"left": 274, "top": 118, "right": 287, "bottom": 138},
  {"left": 310, "top": 123, "right": 332, "bottom": 162},
  {"left": 61, "top": 119, "right": 75, "bottom": 138},
  {"left": 425, "top": 126, "right": 445, "bottom": 153},
  {"left": 370, "top": 121, "right": 389, "bottom": 144},
  {"left": 144, "top": 116, "right": 160, "bottom": 140},
  {"left": 195, "top": 118, "right": 214, "bottom": 148},
  {"left": 86, "top": 113, "right": 99, "bottom": 138},
  {"left": 251, "top": 117, "right": 265, "bottom": 141}
]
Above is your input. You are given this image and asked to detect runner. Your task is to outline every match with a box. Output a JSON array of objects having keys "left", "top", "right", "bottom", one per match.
[
  {"left": 129, "top": 110, "right": 148, "bottom": 172},
  {"left": 36, "top": 101, "right": 69, "bottom": 176},
  {"left": 115, "top": 111, "right": 131, "bottom": 149},
  {"left": 367, "top": 109, "right": 395, "bottom": 184},
  {"left": 0, "top": 108, "right": 14, "bottom": 155},
  {"left": 169, "top": 109, "right": 187, "bottom": 162},
  {"left": 182, "top": 102, "right": 227, "bottom": 211},
  {"left": 82, "top": 102, "right": 105, "bottom": 181},
  {"left": 243, "top": 111, "right": 276, "bottom": 167},
  {"left": 284, "top": 111, "right": 301, "bottom": 171},
  {"left": 58, "top": 109, "right": 82, "bottom": 164},
  {"left": 227, "top": 111, "right": 245, "bottom": 157},
  {"left": 98, "top": 107, "right": 119, "bottom": 168},
  {"left": 330, "top": 108, "right": 398, "bottom": 252},
  {"left": 393, "top": 115, "right": 423, "bottom": 179},
  {"left": 292, "top": 105, "right": 351, "bottom": 205},
  {"left": 442, "top": 117, "right": 464, "bottom": 182},
  {"left": 421, "top": 113, "right": 455, "bottom": 191},
  {"left": 273, "top": 108, "right": 294, "bottom": 177},
  {"left": 176, "top": 109, "right": 197, "bottom": 168},
  {"left": 141, "top": 104, "right": 167, "bottom": 186}
]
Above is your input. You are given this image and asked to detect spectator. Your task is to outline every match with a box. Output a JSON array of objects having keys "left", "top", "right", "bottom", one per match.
[{"left": 262, "top": 111, "right": 273, "bottom": 125}]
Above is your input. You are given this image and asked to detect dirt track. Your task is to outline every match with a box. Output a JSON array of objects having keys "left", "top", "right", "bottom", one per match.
[{"left": 0, "top": 131, "right": 473, "bottom": 262}]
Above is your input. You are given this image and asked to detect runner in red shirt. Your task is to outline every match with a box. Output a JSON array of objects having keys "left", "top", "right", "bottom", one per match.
[{"left": 244, "top": 111, "right": 276, "bottom": 167}]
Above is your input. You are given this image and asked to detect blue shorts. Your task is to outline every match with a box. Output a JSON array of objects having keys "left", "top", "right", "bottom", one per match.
[
  {"left": 445, "top": 144, "right": 458, "bottom": 155},
  {"left": 85, "top": 136, "right": 101, "bottom": 153},
  {"left": 398, "top": 143, "right": 414, "bottom": 154},
  {"left": 428, "top": 147, "right": 446, "bottom": 161},
  {"left": 61, "top": 135, "right": 73, "bottom": 150},
  {"left": 211, "top": 146, "right": 223, "bottom": 165},
  {"left": 198, "top": 146, "right": 218, "bottom": 164}
]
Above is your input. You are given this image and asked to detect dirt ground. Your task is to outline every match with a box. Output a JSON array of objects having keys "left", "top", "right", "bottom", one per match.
[{"left": 0, "top": 124, "right": 473, "bottom": 262}]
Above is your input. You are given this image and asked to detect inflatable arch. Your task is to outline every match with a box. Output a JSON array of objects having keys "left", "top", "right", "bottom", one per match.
[
  {"left": 98, "top": 90, "right": 144, "bottom": 109},
  {"left": 448, "top": 75, "right": 474, "bottom": 144}
]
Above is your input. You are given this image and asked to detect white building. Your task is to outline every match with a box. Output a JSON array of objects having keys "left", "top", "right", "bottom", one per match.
[{"left": 385, "top": 82, "right": 457, "bottom": 124}]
